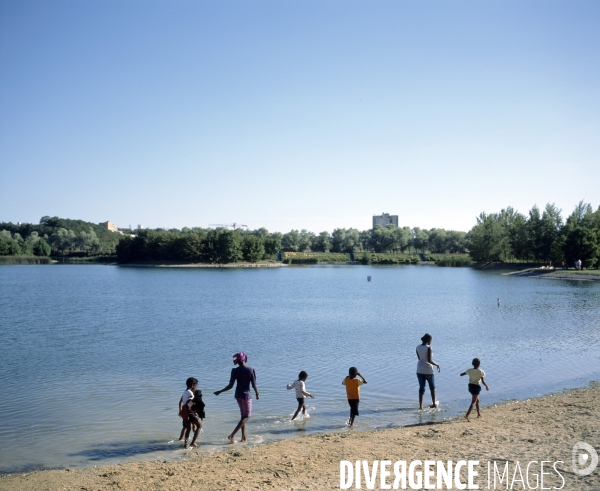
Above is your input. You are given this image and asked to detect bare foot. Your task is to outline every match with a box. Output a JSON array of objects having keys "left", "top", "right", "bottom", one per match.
[
  {"left": 190, "top": 443, "right": 199, "bottom": 448},
  {"left": 227, "top": 435, "right": 234, "bottom": 444},
  {"left": 477, "top": 414, "right": 482, "bottom": 418},
  {"left": 241, "top": 437, "right": 247, "bottom": 442},
  {"left": 465, "top": 415, "right": 470, "bottom": 422}
]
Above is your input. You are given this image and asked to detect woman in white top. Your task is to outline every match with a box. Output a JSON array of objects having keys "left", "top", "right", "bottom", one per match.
[{"left": 416, "top": 333, "right": 441, "bottom": 409}]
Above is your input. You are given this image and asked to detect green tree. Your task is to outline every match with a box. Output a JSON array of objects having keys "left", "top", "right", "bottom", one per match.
[
  {"left": 0, "top": 230, "right": 21, "bottom": 255},
  {"left": 467, "top": 212, "right": 509, "bottom": 262},
  {"left": 202, "top": 229, "right": 242, "bottom": 263},
  {"left": 507, "top": 211, "right": 529, "bottom": 261},
  {"left": 563, "top": 202, "right": 599, "bottom": 268},
  {"left": 445, "top": 230, "right": 467, "bottom": 253},
  {"left": 298, "top": 230, "right": 314, "bottom": 252},
  {"left": 312, "top": 231, "right": 332, "bottom": 252},
  {"left": 282, "top": 230, "right": 301, "bottom": 252},
  {"left": 428, "top": 229, "right": 447, "bottom": 253},
  {"left": 33, "top": 238, "right": 51, "bottom": 256},
  {"left": 241, "top": 235, "right": 265, "bottom": 262},
  {"left": 263, "top": 233, "right": 282, "bottom": 259}
]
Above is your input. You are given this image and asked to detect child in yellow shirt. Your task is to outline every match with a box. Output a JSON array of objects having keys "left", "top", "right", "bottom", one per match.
[{"left": 342, "top": 367, "right": 367, "bottom": 427}]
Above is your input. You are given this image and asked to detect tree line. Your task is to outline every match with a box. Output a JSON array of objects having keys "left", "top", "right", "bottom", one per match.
[
  {"left": 116, "top": 228, "right": 282, "bottom": 263},
  {"left": 116, "top": 226, "right": 467, "bottom": 263},
  {"left": 279, "top": 227, "right": 467, "bottom": 254},
  {"left": 0, "top": 216, "right": 121, "bottom": 256},
  {"left": 4, "top": 203, "right": 597, "bottom": 267},
  {"left": 466, "top": 201, "right": 600, "bottom": 268},
  {"left": 0, "top": 230, "right": 51, "bottom": 256}
]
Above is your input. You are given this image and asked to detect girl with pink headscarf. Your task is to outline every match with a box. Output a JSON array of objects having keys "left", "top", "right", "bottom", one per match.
[{"left": 214, "top": 352, "right": 259, "bottom": 443}]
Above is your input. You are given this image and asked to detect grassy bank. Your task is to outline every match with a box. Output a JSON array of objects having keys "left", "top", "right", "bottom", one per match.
[
  {"left": 0, "top": 256, "right": 56, "bottom": 265},
  {"left": 360, "top": 253, "right": 420, "bottom": 265},
  {"left": 422, "top": 254, "right": 473, "bottom": 266},
  {"left": 52, "top": 255, "right": 117, "bottom": 264},
  {"left": 282, "top": 252, "right": 351, "bottom": 264}
]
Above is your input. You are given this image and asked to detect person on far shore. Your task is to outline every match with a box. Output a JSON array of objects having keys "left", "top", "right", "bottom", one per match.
[
  {"left": 214, "top": 352, "right": 259, "bottom": 443},
  {"left": 343, "top": 367, "right": 367, "bottom": 427},
  {"left": 416, "top": 333, "right": 441, "bottom": 410},
  {"left": 460, "top": 358, "right": 489, "bottom": 422},
  {"left": 287, "top": 371, "right": 315, "bottom": 420}
]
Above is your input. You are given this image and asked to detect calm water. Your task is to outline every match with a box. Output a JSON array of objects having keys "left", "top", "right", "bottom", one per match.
[{"left": 1, "top": 265, "right": 599, "bottom": 473}]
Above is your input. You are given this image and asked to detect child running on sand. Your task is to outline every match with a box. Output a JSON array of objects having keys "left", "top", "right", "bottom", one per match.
[
  {"left": 287, "top": 371, "right": 315, "bottom": 420},
  {"left": 342, "top": 367, "right": 367, "bottom": 427},
  {"left": 460, "top": 358, "right": 489, "bottom": 422}
]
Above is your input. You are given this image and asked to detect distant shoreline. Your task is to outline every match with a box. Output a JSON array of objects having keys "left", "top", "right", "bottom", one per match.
[
  {"left": 119, "top": 262, "right": 288, "bottom": 268},
  {"left": 2, "top": 258, "right": 600, "bottom": 280}
]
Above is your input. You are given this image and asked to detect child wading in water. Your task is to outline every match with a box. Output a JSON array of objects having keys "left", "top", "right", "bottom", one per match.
[
  {"left": 287, "top": 371, "right": 315, "bottom": 420},
  {"left": 342, "top": 367, "right": 367, "bottom": 427},
  {"left": 178, "top": 377, "right": 203, "bottom": 448},
  {"left": 460, "top": 358, "right": 489, "bottom": 422}
]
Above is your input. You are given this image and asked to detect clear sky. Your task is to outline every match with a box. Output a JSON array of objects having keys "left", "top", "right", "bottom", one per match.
[{"left": 1, "top": 1, "right": 598, "bottom": 233}]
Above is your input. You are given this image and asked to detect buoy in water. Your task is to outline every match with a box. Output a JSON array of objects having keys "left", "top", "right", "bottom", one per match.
[{"left": 367, "top": 276, "right": 371, "bottom": 282}]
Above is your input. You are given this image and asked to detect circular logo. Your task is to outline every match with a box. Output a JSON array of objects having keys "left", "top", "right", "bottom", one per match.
[{"left": 572, "top": 442, "right": 598, "bottom": 477}]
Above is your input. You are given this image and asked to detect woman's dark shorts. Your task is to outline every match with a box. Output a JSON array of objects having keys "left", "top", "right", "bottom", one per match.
[
  {"left": 468, "top": 383, "right": 482, "bottom": 395},
  {"left": 296, "top": 397, "right": 305, "bottom": 406},
  {"left": 417, "top": 373, "right": 435, "bottom": 394},
  {"left": 348, "top": 399, "right": 360, "bottom": 416}
]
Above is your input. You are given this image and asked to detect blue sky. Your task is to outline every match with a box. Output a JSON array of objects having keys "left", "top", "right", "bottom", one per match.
[{"left": 1, "top": 1, "right": 598, "bottom": 233}]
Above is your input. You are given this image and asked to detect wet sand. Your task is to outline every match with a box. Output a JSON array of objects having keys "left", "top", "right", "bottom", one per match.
[{"left": 1, "top": 384, "right": 599, "bottom": 490}]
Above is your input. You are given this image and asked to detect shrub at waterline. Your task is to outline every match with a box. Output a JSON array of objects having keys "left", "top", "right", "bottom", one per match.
[{"left": 282, "top": 252, "right": 350, "bottom": 264}]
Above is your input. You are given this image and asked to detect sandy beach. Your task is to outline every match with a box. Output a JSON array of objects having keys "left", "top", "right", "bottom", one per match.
[
  {"left": 504, "top": 269, "right": 600, "bottom": 282},
  {"left": 2, "top": 384, "right": 598, "bottom": 490}
]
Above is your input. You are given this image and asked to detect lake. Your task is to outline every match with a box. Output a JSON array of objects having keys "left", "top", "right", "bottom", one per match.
[{"left": 1, "top": 264, "right": 599, "bottom": 473}]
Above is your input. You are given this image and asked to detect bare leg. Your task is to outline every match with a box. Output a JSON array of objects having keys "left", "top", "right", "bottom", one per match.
[
  {"left": 228, "top": 416, "right": 249, "bottom": 443},
  {"left": 301, "top": 403, "right": 306, "bottom": 415},
  {"left": 465, "top": 394, "right": 477, "bottom": 422},
  {"left": 419, "top": 392, "right": 424, "bottom": 410},
  {"left": 430, "top": 389, "right": 437, "bottom": 408},
  {"left": 183, "top": 422, "right": 191, "bottom": 447},
  {"left": 291, "top": 402, "right": 303, "bottom": 420},
  {"left": 476, "top": 398, "right": 482, "bottom": 418},
  {"left": 190, "top": 422, "right": 202, "bottom": 447},
  {"left": 178, "top": 427, "right": 186, "bottom": 441},
  {"left": 241, "top": 420, "right": 247, "bottom": 442},
  {"left": 349, "top": 414, "right": 356, "bottom": 427}
]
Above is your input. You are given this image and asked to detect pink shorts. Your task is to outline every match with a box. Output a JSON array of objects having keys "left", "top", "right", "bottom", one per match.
[{"left": 236, "top": 398, "right": 252, "bottom": 418}]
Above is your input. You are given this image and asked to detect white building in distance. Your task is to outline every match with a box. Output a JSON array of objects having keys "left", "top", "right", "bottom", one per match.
[
  {"left": 99, "top": 221, "right": 119, "bottom": 232},
  {"left": 373, "top": 213, "right": 398, "bottom": 228}
]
